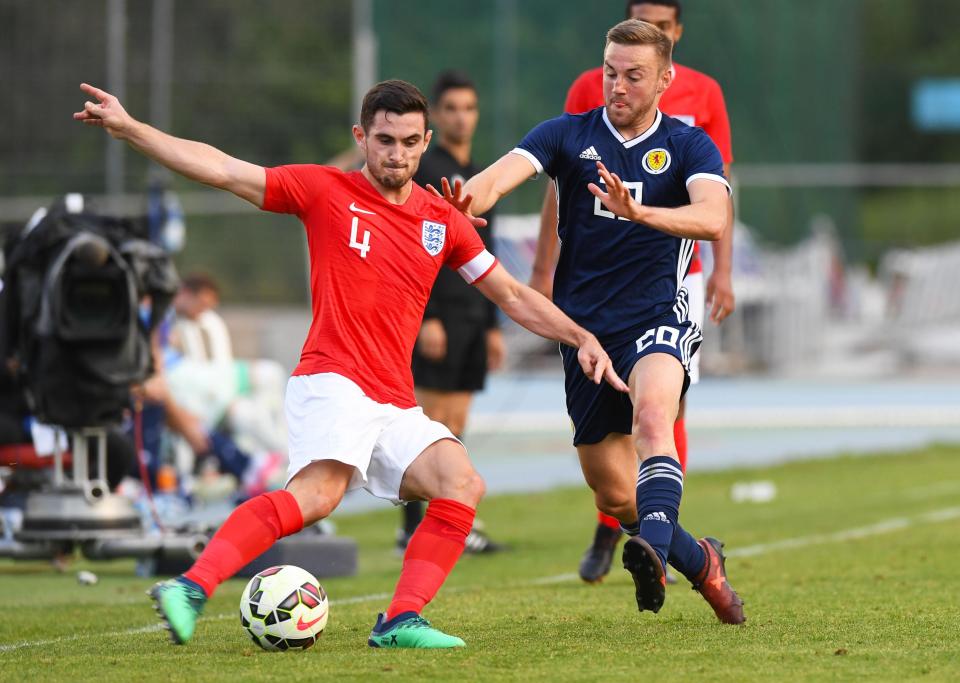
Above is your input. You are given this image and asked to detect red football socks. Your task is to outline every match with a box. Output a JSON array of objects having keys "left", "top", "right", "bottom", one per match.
[
  {"left": 674, "top": 418, "right": 688, "bottom": 473},
  {"left": 385, "top": 498, "right": 476, "bottom": 620},
  {"left": 184, "top": 490, "right": 304, "bottom": 597},
  {"left": 597, "top": 511, "right": 622, "bottom": 530}
]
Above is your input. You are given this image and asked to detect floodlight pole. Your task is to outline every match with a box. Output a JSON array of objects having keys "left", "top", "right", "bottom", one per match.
[
  {"left": 106, "top": 0, "right": 127, "bottom": 198},
  {"left": 493, "top": 0, "right": 518, "bottom": 159},
  {"left": 352, "top": 0, "right": 377, "bottom": 123},
  {"left": 150, "top": 0, "right": 174, "bottom": 182}
]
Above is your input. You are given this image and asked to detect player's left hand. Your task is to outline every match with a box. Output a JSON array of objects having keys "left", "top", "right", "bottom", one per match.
[
  {"left": 587, "top": 161, "right": 641, "bottom": 222},
  {"left": 706, "top": 270, "right": 736, "bottom": 323},
  {"left": 485, "top": 329, "right": 506, "bottom": 371},
  {"left": 427, "top": 177, "right": 488, "bottom": 228},
  {"left": 578, "top": 336, "right": 629, "bottom": 393}
]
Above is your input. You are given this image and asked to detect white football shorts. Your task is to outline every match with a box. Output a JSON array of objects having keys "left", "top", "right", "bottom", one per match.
[
  {"left": 682, "top": 271, "right": 705, "bottom": 385},
  {"left": 284, "top": 373, "right": 458, "bottom": 504}
]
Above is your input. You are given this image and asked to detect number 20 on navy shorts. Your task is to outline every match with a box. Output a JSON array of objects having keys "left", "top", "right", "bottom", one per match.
[{"left": 560, "top": 312, "right": 703, "bottom": 446}]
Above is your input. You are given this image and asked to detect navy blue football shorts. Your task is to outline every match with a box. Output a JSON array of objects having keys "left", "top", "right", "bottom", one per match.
[{"left": 560, "top": 310, "right": 702, "bottom": 446}]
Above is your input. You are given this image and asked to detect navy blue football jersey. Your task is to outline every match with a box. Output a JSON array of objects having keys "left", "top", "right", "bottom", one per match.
[{"left": 514, "top": 107, "right": 728, "bottom": 340}]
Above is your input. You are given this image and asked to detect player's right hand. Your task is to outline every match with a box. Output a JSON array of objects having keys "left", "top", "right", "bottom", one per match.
[
  {"left": 587, "top": 161, "right": 642, "bottom": 223},
  {"left": 73, "top": 83, "right": 134, "bottom": 140},
  {"left": 577, "top": 336, "right": 629, "bottom": 393},
  {"left": 427, "top": 177, "right": 488, "bottom": 229},
  {"left": 418, "top": 319, "right": 447, "bottom": 361}
]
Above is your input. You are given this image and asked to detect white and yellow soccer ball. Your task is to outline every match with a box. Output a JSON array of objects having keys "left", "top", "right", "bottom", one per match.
[{"left": 239, "top": 565, "right": 328, "bottom": 651}]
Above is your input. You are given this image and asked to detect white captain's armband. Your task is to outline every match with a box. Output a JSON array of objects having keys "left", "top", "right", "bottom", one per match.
[{"left": 457, "top": 250, "right": 497, "bottom": 284}]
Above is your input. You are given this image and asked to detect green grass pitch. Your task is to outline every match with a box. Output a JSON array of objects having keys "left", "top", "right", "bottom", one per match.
[{"left": 1, "top": 444, "right": 959, "bottom": 682}]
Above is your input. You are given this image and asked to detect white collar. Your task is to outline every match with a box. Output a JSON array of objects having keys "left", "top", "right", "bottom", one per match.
[{"left": 601, "top": 108, "right": 663, "bottom": 148}]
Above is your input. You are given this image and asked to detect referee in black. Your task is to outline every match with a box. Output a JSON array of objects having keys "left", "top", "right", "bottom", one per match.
[{"left": 399, "top": 71, "right": 506, "bottom": 553}]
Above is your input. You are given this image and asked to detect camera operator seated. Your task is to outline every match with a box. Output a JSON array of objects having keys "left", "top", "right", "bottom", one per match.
[
  {"left": 168, "top": 274, "right": 287, "bottom": 460},
  {"left": 135, "top": 305, "right": 281, "bottom": 502}
]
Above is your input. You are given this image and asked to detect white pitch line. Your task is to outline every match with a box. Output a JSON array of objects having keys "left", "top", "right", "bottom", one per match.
[
  {"left": 529, "top": 573, "right": 579, "bottom": 585},
  {"left": 726, "top": 506, "right": 960, "bottom": 558},
  {"left": 0, "top": 624, "right": 164, "bottom": 654},
  {"left": 2, "top": 505, "right": 959, "bottom": 653},
  {"left": 904, "top": 480, "right": 960, "bottom": 500},
  {"left": 0, "top": 591, "right": 393, "bottom": 654},
  {"left": 330, "top": 591, "right": 392, "bottom": 606},
  {"left": 919, "top": 506, "right": 960, "bottom": 523}
]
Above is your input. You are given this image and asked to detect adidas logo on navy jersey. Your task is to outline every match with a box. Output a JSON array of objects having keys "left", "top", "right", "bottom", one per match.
[{"left": 579, "top": 146, "right": 602, "bottom": 160}]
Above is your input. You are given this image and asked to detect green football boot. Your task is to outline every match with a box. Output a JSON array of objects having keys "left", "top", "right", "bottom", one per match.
[
  {"left": 148, "top": 577, "right": 207, "bottom": 644},
  {"left": 368, "top": 612, "right": 465, "bottom": 649}
]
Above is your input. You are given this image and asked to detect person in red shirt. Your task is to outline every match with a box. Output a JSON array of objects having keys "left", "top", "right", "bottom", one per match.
[
  {"left": 528, "top": 0, "right": 737, "bottom": 584},
  {"left": 74, "top": 79, "right": 626, "bottom": 649}
]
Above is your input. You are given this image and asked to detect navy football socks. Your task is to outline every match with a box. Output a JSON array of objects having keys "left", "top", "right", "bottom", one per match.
[
  {"left": 668, "top": 524, "right": 707, "bottom": 582},
  {"left": 635, "top": 455, "right": 684, "bottom": 569}
]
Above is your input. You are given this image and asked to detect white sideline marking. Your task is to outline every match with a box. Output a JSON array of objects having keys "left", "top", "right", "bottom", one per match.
[
  {"left": 726, "top": 506, "right": 960, "bottom": 558},
  {"left": 0, "top": 624, "right": 164, "bottom": 653},
  {"left": 920, "top": 506, "right": 960, "bottom": 523},
  {"left": 0, "top": 591, "right": 393, "bottom": 653},
  {"left": 331, "top": 591, "right": 392, "bottom": 606},
  {"left": 530, "top": 573, "right": 578, "bottom": 585},
  {"left": 2, "top": 506, "right": 959, "bottom": 653},
  {"left": 904, "top": 480, "right": 960, "bottom": 500}
]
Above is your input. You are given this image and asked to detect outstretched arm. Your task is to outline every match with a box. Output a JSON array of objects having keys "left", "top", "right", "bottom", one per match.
[
  {"left": 474, "top": 263, "right": 627, "bottom": 392},
  {"left": 73, "top": 83, "right": 266, "bottom": 207},
  {"left": 529, "top": 183, "right": 560, "bottom": 298},
  {"left": 428, "top": 152, "right": 537, "bottom": 228},
  {"left": 588, "top": 161, "right": 729, "bottom": 241}
]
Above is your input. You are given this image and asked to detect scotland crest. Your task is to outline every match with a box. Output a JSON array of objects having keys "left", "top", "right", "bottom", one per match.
[
  {"left": 642, "top": 148, "right": 671, "bottom": 175},
  {"left": 421, "top": 220, "right": 446, "bottom": 256}
]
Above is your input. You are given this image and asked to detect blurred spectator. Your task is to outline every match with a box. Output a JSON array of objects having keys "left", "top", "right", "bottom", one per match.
[
  {"left": 168, "top": 274, "right": 287, "bottom": 455},
  {"left": 139, "top": 275, "right": 285, "bottom": 501}
]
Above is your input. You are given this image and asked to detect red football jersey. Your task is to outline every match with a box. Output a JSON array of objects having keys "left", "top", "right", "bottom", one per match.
[
  {"left": 262, "top": 165, "right": 496, "bottom": 408},
  {"left": 563, "top": 63, "right": 733, "bottom": 274}
]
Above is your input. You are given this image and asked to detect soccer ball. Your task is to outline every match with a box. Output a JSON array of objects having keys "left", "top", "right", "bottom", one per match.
[{"left": 239, "top": 565, "right": 328, "bottom": 651}]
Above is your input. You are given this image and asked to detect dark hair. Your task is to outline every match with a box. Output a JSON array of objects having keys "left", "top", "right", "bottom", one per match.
[
  {"left": 181, "top": 272, "right": 219, "bottom": 296},
  {"left": 360, "top": 79, "right": 429, "bottom": 132},
  {"left": 625, "top": 0, "right": 682, "bottom": 21},
  {"left": 431, "top": 70, "right": 477, "bottom": 105}
]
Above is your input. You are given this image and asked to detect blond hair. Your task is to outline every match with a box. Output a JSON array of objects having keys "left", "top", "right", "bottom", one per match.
[{"left": 605, "top": 19, "right": 673, "bottom": 68}]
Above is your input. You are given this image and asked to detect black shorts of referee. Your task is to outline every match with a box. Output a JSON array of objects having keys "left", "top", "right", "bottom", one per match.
[{"left": 412, "top": 316, "right": 491, "bottom": 393}]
